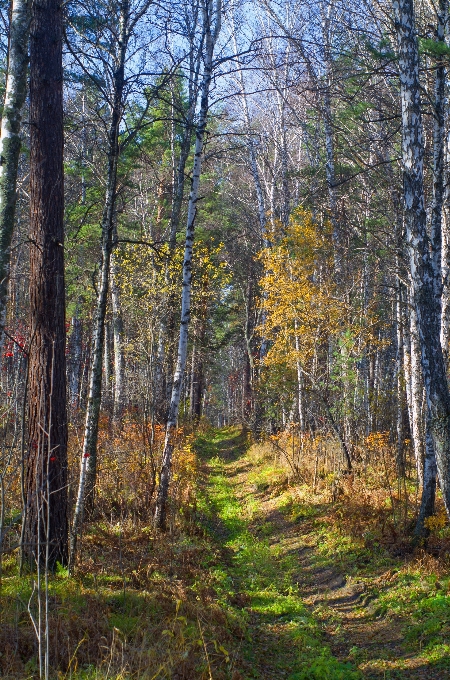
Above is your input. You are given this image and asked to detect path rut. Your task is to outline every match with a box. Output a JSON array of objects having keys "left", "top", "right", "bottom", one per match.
[{"left": 204, "top": 430, "right": 450, "bottom": 679}]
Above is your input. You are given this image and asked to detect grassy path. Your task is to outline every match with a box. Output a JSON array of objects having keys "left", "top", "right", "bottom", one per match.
[
  {"left": 2, "top": 425, "right": 449, "bottom": 678},
  {"left": 195, "top": 428, "right": 360, "bottom": 680},
  {"left": 196, "top": 427, "right": 450, "bottom": 680}
]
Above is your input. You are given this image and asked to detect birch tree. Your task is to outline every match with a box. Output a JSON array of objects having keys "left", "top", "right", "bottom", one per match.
[
  {"left": 393, "top": 0, "right": 450, "bottom": 521},
  {"left": 154, "top": 0, "right": 222, "bottom": 530},
  {"left": 0, "top": 0, "right": 31, "bottom": 350},
  {"left": 69, "top": 0, "right": 156, "bottom": 566}
]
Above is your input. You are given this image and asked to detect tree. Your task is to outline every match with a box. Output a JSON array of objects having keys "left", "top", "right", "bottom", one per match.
[
  {"left": 69, "top": 0, "right": 157, "bottom": 566},
  {"left": 154, "top": 0, "right": 223, "bottom": 530},
  {"left": 0, "top": 0, "right": 31, "bottom": 350},
  {"left": 393, "top": 0, "right": 450, "bottom": 523},
  {"left": 22, "top": 0, "right": 68, "bottom": 570}
]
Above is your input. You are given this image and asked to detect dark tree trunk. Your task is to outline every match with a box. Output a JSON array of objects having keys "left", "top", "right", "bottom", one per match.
[
  {"left": 23, "top": 0, "right": 68, "bottom": 570},
  {"left": 243, "top": 350, "right": 252, "bottom": 423}
]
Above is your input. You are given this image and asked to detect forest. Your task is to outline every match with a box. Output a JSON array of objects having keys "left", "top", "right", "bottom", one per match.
[{"left": 1, "top": 0, "right": 450, "bottom": 677}]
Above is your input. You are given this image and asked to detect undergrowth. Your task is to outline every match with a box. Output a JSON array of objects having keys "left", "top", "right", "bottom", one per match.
[
  {"left": 2, "top": 424, "right": 450, "bottom": 678},
  {"left": 247, "top": 431, "right": 450, "bottom": 676}
]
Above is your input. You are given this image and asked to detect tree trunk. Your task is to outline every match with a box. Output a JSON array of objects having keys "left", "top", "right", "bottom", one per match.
[
  {"left": 70, "top": 1, "right": 129, "bottom": 567},
  {"left": 395, "top": 280, "right": 406, "bottom": 477},
  {"left": 189, "top": 342, "right": 204, "bottom": 422},
  {"left": 23, "top": 0, "right": 68, "bottom": 570},
  {"left": 294, "top": 323, "right": 305, "bottom": 431},
  {"left": 69, "top": 305, "right": 82, "bottom": 410},
  {"left": 154, "top": 0, "right": 222, "bottom": 531},
  {"left": 441, "top": 0, "right": 450, "bottom": 365},
  {"left": 320, "top": 0, "right": 340, "bottom": 269},
  {"left": 159, "top": 77, "right": 198, "bottom": 422},
  {"left": 0, "top": 0, "right": 31, "bottom": 350},
  {"left": 394, "top": 0, "right": 450, "bottom": 517},
  {"left": 414, "top": 421, "right": 438, "bottom": 540},
  {"left": 103, "top": 319, "right": 111, "bottom": 409},
  {"left": 111, "top": 249, "right": 125, "bottom": 421},
  {"left": 412, "top": 0, "right": 447, "bottom": 534},
  {"left": 406, "top": 296, "right": 425, "bottom": 484}
]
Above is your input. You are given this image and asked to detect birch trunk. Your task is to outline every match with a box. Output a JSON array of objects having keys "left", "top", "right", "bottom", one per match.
[
  {"left": 414, "top": 422, "right": 438, "bottom": 539},
  {"left": 413, "top": 0, "right": 447, "bottom": 535},
  {"left": 70, "top": 1, "right": 129, "bottom": 566},
  {"left": 69, "top": 307, "right": 82, "bottom": 410},
  {"left": 394, "top": 0, "right": 450, "bottom": 518},
  {"left": 294, "top": 321, "right": 305, "bottom": 431},
  {"left": 159, "top": 42, "right": 201, "bottom": 421},
  {"left": 154, "top": 0, "right": 222, "bottom": 530},
  {"left": 441, "top": 0, "right": 450, "bottom": 363},
  {"left": 408, "top": 298, "right": 425, "bottom": 484},
  {"left": 0, "top": 0, "right": 31, "bottom": 350},
  {"left": 395, "top": 278, "right": 406, "bottom": 477},
  {"left": 103, "top": 320, "right": 111, "bottom": 408},
  {"left": 111, "top": 249, "right": 125, "bottom": 421}
]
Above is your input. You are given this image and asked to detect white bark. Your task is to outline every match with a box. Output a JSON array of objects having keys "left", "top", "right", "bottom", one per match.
[
  {"left": 111, "top": 250, "right": 125, "bottom": 420},
  {"left": 441, "top": 0, "right": 450, "bottom": 363},
  {"left": 409, "top": 299, "right": 425, "bottom": 484},
  {"left": 394, "top": 0, "right": 450, "bottom": 522},
  {"left": 69, "top": 303, "right": 82, "bottom": 409},
  {"left": 0, "top": 0, "right": 31, "bottom": 350},
  {"left": 294, "top": 321, "right": 305, "bottom": 431},
  {"left": 154, "top": 0, "right": 222, "bottom": 530},
  {"left": 70, "top": 0, "right": 130, "bottom": 567}
]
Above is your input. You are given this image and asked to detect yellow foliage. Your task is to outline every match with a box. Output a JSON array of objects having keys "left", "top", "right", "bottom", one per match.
[
  {"left": 258, "top": 209, "right": 378, "bottom": 382},
  {"left": 424, "top": 510, "right": 448, "bottom": 533},
  {"left": 112, "top": 239, "right": 230, "bottom": 359},
  {"left": 258, "top": 208, "right": 345, "bottom": 369}
]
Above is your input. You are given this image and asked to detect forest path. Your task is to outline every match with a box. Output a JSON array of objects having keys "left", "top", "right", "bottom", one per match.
[{"left": 196, "top": 428, "right": 449, "bottom": 680}]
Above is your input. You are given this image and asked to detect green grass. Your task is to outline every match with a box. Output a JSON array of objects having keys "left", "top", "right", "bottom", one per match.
[
  {"left": 195, "top": 428, "right": 361, "bottom": 679},
  {"left": 4, "top": 426, "right": 450, "bottom": 678}
]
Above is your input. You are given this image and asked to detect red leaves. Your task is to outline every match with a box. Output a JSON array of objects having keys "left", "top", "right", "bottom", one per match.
[{"left": 3, "top": 323, "right": 28, "bottom": 359}]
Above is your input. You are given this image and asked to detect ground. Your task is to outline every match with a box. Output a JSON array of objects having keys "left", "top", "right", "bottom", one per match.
[
  {"left": 194, "top": 427, "right": 450, "bottom": 679},
  {"left": 1, "top": 426, "right": 450, "bottom": 678}
]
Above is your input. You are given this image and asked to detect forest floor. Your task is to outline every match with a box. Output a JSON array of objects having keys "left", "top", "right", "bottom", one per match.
[
  {"left": 192, "top": 426, "right": 450, "bottom": 679},
  {"left": 2, "top": 426, "right": 450, "bottom": 679}
]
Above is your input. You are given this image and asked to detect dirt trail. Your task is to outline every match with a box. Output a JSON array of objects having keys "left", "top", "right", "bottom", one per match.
[{"left": 209, "top": 431, "right": 450, "bottom": 680}]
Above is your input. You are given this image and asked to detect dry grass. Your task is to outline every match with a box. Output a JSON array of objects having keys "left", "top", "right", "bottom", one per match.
[
  {"left": 253, "top": 427, "right": 450, "bottom": 565},
  {"left": 0, "top": 418, "right": 244, "bottom": 679}
]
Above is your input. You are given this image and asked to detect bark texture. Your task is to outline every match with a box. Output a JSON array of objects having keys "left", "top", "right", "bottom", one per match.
[
  {"left": 0, "top": 0, "right": 31, "bottom": 349},
  {"left": 23, "top": 0, "right": 68, "bottom": 570},
  {"left": 394, "top": 0, "right": 450, "bottom": 517}
]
